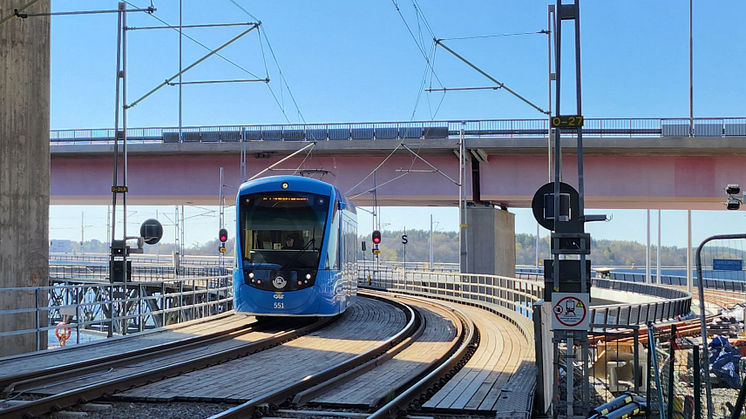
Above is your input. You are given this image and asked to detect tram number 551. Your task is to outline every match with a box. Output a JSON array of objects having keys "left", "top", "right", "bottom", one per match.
[{"left": 273, "top": 292, "right": 284, "bottom": 309}]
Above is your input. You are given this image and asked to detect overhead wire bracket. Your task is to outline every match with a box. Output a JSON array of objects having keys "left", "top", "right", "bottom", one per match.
[{"left": 435, "top": 38, "right": 549, "bottom": 115}]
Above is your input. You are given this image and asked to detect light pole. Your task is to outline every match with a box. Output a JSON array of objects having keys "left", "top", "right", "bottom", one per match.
[{"left": 429, "top": 214, "right": 434, "bottom": 271}]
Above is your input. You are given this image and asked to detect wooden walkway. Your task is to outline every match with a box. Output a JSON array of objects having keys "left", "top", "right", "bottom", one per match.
[{"left": 420, "top": 299, "right": 535, "bottom": 417}]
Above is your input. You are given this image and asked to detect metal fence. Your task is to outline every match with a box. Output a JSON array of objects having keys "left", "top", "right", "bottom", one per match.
[
  {"left": 2, "top": 258, "right": 694, "bottom": 359},
  {"left": 359, "top": 264, "right": 692, "bottom": 327},
  {"left": 0, "top": 275, "right": 232, "bottom": 352},
  {"left": 48, "top": 117, "right": 746, "bottom": 145},
  {"left": 609, "top": 271, "right": 746, "bottom": 293}
]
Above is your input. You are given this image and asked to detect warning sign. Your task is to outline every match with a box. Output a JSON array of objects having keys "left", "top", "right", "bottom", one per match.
[{"left": 551, "top": 292, "right": 590, "bottom": 330}]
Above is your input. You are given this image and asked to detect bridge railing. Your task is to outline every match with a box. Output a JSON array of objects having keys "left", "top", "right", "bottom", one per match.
[
  {"left": 359, "top": 264, "right": 692, "bottom": 327},
  {"left": 608, "top": 271, "right": 746, "bottom": 292},
  {"left": 0, "top": 275, "right": 232, "bottom": 354},
  {"left": 49, "top": 117, "right": 746, "bottom": 145}
]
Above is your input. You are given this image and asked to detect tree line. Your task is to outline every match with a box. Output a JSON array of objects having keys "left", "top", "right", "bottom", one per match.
[{"left": 57, "top": 230, "right": 709, "bottom": 267}]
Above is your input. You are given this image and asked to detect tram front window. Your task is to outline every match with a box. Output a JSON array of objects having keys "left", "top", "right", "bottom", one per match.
[{"left": 239, "top": 192, "right": 328, "bottom": 270}]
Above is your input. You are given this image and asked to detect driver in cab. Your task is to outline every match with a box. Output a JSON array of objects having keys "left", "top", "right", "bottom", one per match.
[{"left": 282, "top": 235, "right": 302, "bottom": 250}]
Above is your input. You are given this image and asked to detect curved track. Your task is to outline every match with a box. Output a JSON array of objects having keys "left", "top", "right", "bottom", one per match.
[{"left": 0, "top": 292, "right": 511, "bottom": 419}]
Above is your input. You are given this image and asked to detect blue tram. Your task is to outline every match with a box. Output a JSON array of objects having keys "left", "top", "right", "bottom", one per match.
[{"left": 233, "top": 175, "right": 358, "bottom": 316}]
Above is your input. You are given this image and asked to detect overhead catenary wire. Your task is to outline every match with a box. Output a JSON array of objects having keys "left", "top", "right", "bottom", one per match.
[
  {"left": 348, "top": 173, "right": 410, "bottom": 200},
  {"left": 258, "top": 27, "right": 307, "bottom": 124},
  {"left": 291, "top": 143, "right": 316, "bottom": 177},
  {"left": 249, "top": 142, "right": 316, "bottom": 181},
  {"left": 123, "top": 2, "right": 265, "bottom": 80},
  {"left": 435, "top": 38, "right": 549, "bottom": 115},
  {"left": 228, "top": 0, "right": 307, "bottom": 125},
  {"left": 127, "top": 23, "right": 260, "bottom": 109},
  {"left": 346, "top": 141, "right": 460, "bottom": 201},
  {"left": 167, "top": 78, "right": 269, "bottom": 86},
  {"left": 0, "top": 0, "right": 40, "bottom": 26},
  {"left": 425, "top": 86, "right": 502, "bottom": 92},
  {"left": 391, "top": 0, "right": 444, "bottom": 88},
  {"left": 344, "top": 143, "right": 404, "bottom": 196},
  {"left": 438, "top": 30, "right": 546, "bottom": 41}
]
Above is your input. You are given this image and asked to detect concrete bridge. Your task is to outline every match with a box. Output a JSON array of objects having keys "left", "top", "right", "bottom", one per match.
[{"left": 51, "top": 117, "right": 746, "bottom": 210}]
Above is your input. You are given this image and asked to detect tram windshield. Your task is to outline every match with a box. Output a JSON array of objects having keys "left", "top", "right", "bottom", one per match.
[{"left": 239, "top": 191, "right": 329, "bottom": 269}]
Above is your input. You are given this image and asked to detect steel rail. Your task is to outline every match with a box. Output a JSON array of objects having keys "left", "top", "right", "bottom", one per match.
[
  {"left": 0, "top": 317, "right": 334, "bottom": 419},
  {"left": 366, "top": 295, "right": 475, "bottom": 419},
  {"left": 3, "top": 317, "right": 276, "bottom": 394},
  {"left": 291, "top": 295, "right": 428, "bottom": 405},
  {"left": 206, "top": 293, "right": 419, "bottom": 419}
]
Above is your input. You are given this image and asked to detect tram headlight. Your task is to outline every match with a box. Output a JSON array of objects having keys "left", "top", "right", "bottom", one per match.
[
  {"left": 305, "top": 273, "right": 312, "bottom": 280},
  {"left": 248, "top": 272, "right": 255, "bottom": 279}
]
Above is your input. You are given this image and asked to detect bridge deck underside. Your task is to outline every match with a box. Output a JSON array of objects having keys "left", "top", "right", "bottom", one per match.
[{"left": 51, "top": 145, "right": 746, "bottom": 210}]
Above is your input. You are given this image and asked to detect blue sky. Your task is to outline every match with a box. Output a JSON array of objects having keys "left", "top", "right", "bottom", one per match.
[{"left": 48, "top": 1, "right": 746, "bottom": 249}]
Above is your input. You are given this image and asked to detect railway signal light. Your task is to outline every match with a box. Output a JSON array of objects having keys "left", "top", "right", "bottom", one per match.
[
  {"left": 372, "top": 230, "right": 381, "bottom": 245},
  {"left": 140, "top": 219, "right": 163, "bottom": 245},
  {"left": 219, "top": 228, "right": 228, "bottom": 243},
  {"left": 725, "top": 184, "right": 743, "bottom": 210}
]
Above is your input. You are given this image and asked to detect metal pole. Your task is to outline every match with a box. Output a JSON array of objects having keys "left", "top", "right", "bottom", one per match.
[
  {"left": 219, "top": 167, "right": 225, "bottom": 270},
  {"left": 178, "top": 0, "right": 183, "bottom": 142},
  {"left": 687, "top": 210, "right": 693, "bottom": 293},
  {"left": 689, "top": 0, "right": 694, "bottom": 137},
  {"left": 536, "top": 222, "right": 540, "bottom": 269},
  {"left": 108, "top": 2, "right": 125, "bottom": 338},
  {"left": 647, "top": 209, "right": 651, "bottom": 284},
  {"left": 430, "top": 214, "right": 434, "bottom": 271},
  {"left": 657, "top": 210, "right": 662, "bottom": 284},
  {"left": 552, "top": 0, "right": 561, "bottom": 297},
  {"left": 458, "top": 123, "right": 463, "bottom": 272},
  {"left": 547, "top": 5, "right": 554, "bottom": 183},
  {"left": 122, "top": 5, "right": 128, "bottom": 284},
  {"left": 567, "top": 335, "right": 574, "bottom": 418}
]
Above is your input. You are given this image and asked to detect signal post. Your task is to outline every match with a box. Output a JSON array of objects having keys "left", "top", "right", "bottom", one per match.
[{"left": 534, "top": 2, "right": 606, "bottom": 417}]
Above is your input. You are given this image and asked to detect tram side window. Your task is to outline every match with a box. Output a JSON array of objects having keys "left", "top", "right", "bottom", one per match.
[{"left": 326, "top": 203, "right": 340, "bottom": 270}]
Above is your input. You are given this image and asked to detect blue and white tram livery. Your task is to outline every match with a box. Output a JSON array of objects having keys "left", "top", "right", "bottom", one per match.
[{"left": 233, "top": 175, "right": 358, "bottom": 316}]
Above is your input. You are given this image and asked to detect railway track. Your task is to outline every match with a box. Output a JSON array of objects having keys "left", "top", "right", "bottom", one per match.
[
  {"left": 0, "top": 292, "right": 479, "bottom": 419},
  {"left": 0, "top": 314, "right": 333, "bottom": 418},
  {"left": 204, "top": 291, "right": 476, "bottom": 419}
]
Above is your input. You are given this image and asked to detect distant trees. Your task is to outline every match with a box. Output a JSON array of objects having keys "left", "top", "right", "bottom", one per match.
[{"left": 63, "top": 229, "right": 694, "bottom": 267}]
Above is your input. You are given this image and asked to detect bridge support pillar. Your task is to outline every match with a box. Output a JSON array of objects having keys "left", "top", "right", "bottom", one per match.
[
  {"left": 461, "top": 206, "right": 516, "bottom": 277},
  {"left": 0, "top": 1, "right": 51, "bottom": 356}
]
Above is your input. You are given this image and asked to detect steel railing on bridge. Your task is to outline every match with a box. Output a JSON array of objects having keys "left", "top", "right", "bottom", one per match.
[
  {"left": 49, "top": 117, "right": 746, "bottom": 145},
  {"left": 0, "top": 274, "right": 232, "bottom": 353},
  {"left": 0, "top": 258, "right": 694, "bottom": 355},
  {"left": 358, "top": 261, "right": 692, "bottom": 327}
]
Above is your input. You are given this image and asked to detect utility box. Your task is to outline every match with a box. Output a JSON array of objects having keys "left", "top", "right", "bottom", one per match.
[
  {"left": 110, "top": 260, "right": 132, "bottom": 282},
  {"left": 543, "top": 259, "right": 591, "bottom": 301}
]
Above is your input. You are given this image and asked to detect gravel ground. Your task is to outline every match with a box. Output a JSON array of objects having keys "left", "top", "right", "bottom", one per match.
[
  {"left": 47, "top": 402, "right": 497, "bottom": 419},
  {"left": 48, "top": 401, "right": 235, "bottom": 419}
]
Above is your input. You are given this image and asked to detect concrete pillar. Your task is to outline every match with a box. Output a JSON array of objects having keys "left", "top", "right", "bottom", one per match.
[
  {"left": 461, "top": 206, "right": 516, "bottom": 277},
  {"left": 0, "top": 1, "right": 51, "bottom": 356}
]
